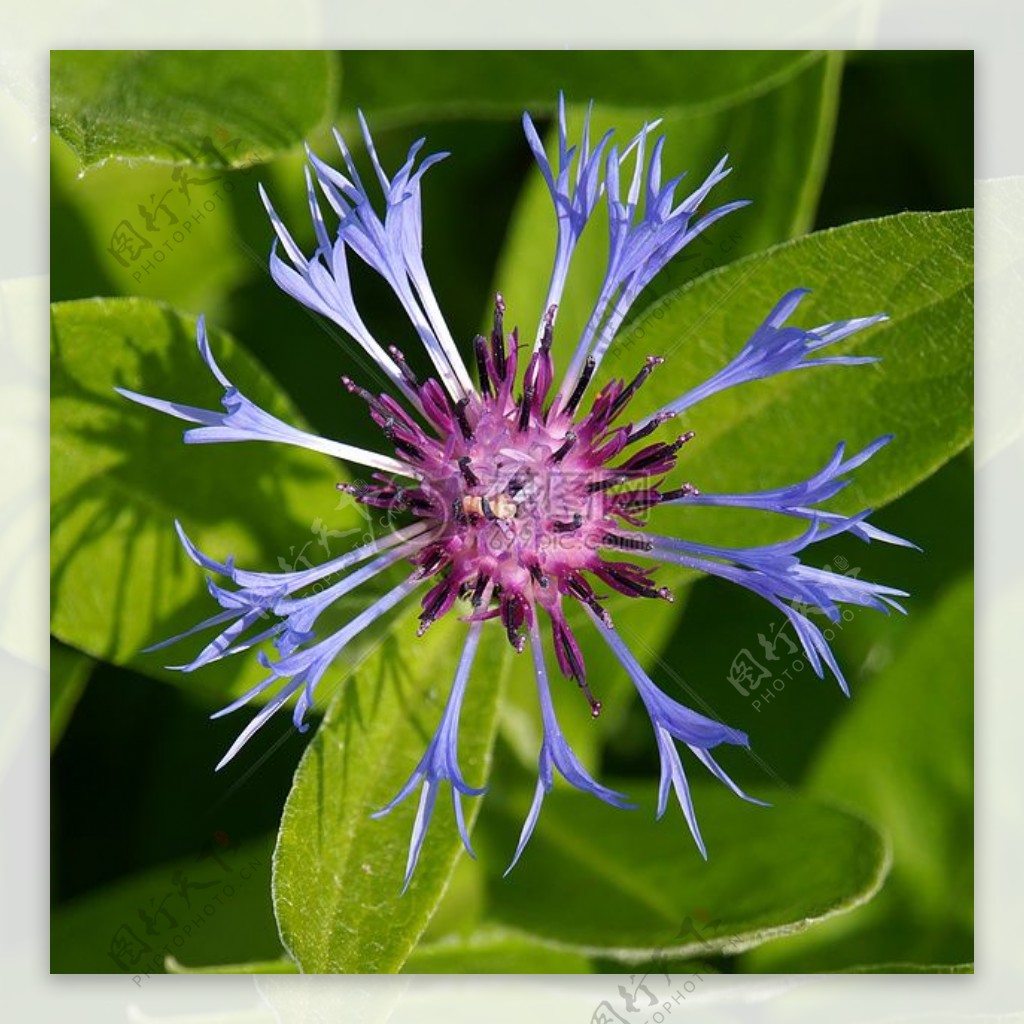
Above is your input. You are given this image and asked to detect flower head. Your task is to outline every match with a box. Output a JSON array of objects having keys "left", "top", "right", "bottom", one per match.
[{"left": 121, "top": 97, "right": 909, "bottom": 886}]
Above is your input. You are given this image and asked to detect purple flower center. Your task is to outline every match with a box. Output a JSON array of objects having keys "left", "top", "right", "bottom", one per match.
[{"left": 342, "top": 296, "right": 686, "bottom": 716}]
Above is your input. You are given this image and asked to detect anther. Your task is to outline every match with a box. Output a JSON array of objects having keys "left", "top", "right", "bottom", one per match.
[
  {"left": 627, "top": 411, "right": 675, "bottom": 445},
  {"left": 662, "top": 483, "right": 700, "bottom": 501},
  {"left": 552, "top": 514, "right": 583, "bottom": 534},
  {"left": 669, "top": 431, "right": 696, "bottom": 453},
  {"left": 517, "top": 383, "right": 535, "bottom": 432},
  {"left": 470, "top": 575, "right": 489, "bottom": 607},
  {"left": 550, "top": 431, "right": 577, "bottom": 464},
  {"left": 457, "top": 456, "right": 479, "bottom": 487},
  {"left": 453, "top": 398, "right": 474, "bottom": 442},
  {"left": 607, "top": 355, "right": 664, "bottom": 422},
  {"left": 528, "top": 562, "right": 549, "bottom": 588},
  {"left": 387, "top": 345, "right": 420, "bottom": 388},
  {"left": 564, "top": 357, "right": 596, "bottom": 417},
  {"left": 602, "top": 532, "right": 654, "bottom": 552},
  {"left": 586, "top": 473, "right": 628, "bottom": 494},
  {"left": 491, "top": 293, "right": 507, "bottom": 381},
  {"left": 472, "top": 334, "right": 493, "bottom": 398},
  {"left": 539, "top": 304, "right": 557, "bottom": 352},
  {"left": 507, "top": 470, "right": 528, "bottom": 496}
]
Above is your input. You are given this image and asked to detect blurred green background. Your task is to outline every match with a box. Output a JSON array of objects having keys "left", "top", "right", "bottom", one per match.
[{"left": 50, "top": 50, "right": 972, "bottom": 974}]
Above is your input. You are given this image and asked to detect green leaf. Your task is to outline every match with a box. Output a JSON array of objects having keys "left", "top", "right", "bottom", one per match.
[
  {"left": 404, "top": 927, "right": 592, "bottom": 973},
  {"left": 272, "top": 609, "right": 517, "bottom": 973},
  {"left": 475, "top": 783, "right": 889, "bottom": 961},
  {"left": 50, "top": 639, "right": 94, "bottom": 752},
  {"left": 50, "top": 135, "right": 256, "bottom": 316},
  {"left": 166, "top": 955, "right": 296, "bottom": 974},
  {"left": 840, "top": 962, "right": 973, "bottom": 974},
  {"left": 743, "top": 573, "right": 973, "bottom": 971},
  {"left": 50, "top": 298, "right": 361, "bottom": 704},
  {"left": 50, "top": 834, "right": 280, "bottom": 973},
  {"left": 341, "top": 51, "right": 823, "bottom": 124},
  {"left": 51, "top": 50, "right": 339, "bottom": 169}
]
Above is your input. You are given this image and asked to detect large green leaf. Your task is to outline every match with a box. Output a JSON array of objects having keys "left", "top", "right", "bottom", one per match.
[
  {"left": 341, "top": 51, "right": 822, "bottom": 124},
  {"left": 404, "top": 927, "right": 592, "bottom": 973},
  {"left": 475, "top": 783, "right": 888, "bottom": 961},
  {"left": 50, "top": 834, "right": 280, "bottom": 973},
  {"left": 840, "top": 962, "right": 973, "bottom": 974},
  {"left": 744, "top": 573, "right": 973, "bottom": 971},
  {"left": 166, "top": 955, "right": 296, "bottom": 974},
  {"left": 50, "top": 51, "right": 339, "bottom": 169},
  {"left": 49, "top": 298, "right": 364, "bottom": 704},
  {"left": 50, "top": 135, "right": 256, "bottom": 317},
  {"left": 272, "top": 606, "right": 518, "bottom": 973},
  {"left": 49, "top": 639, "right": 94, "bottom": 753}
]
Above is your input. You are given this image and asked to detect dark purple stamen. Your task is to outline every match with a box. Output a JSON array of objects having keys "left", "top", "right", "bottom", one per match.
[
  {"left": 539, "top": 305, "right": 556, "bottom": 352},
  {"left": 458, "top": 456, "right": 479, "bottom": 487},
  {"left": 507, "top": 470, "right": 528, "bottom": 496},
  {"left": 528, "top": 562, "right": 549, "bottom": 588},
  {"left": 387, "top": 344, "right": 420, "bottom": 388},
  {"left": 586, "top": 473, "right": 628, "bottom": 494},
  {"left": 470, "top": 574, "right": 489, "bottom": 607},
  {"left": 453, "top": 398, "right": 474, "bottom": 442},
  {"left": 564, "top": 356, "right": 596, "bottom": 416},
  {"left": 607, "top": 355, "right": 663, "bottom": 422},
  {"left": 381, "top": 417, "right": 426, "bottom": 461},
  {"left": 552, "top": 514, "right": 583, "bottom": 533},
  {"left": 473, "top": 334, "right": 493, "bottom": 398},
  {"left": 602, "top": 532, "right": 654, "bottom": 552},
  {"left": 551, "top": 431, "right": 577, "bottom": 463},
  {"left": 553, "top": 620, "right": 601, "bottom": 717},
  {"left": 517, "top": 383, "right": 535, "bottom": 432},
  {"left": 491, "top": 293, "right": 507, "bottom": 381},
  {"left": 626, "top": 411, "right": 675, "bottom": 445},
  {"left": 661, "top": 483, "right": 700, "bottom": 501}
]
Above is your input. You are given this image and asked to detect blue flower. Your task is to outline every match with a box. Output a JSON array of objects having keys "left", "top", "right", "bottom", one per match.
[{"left": 120, "top": 95, "right": 909, "bottom": 884}]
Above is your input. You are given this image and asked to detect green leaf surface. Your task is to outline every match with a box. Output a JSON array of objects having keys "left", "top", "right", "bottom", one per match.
[
  {"left": 840, "top": 962, "right": 974, "bottom": 974},
  {"left": 166, "top": 955, "right": 296, "bottom": 974},
  {"left": 49, "top": 298, "right": 361, "bottom": 704},
  {"left": 50, "top": 835, "right": 279, "bottom": 973},
  {"left": 50, "top": 135, "right": 255, "bottom": 317},
  {"left": 51, "top": 50, "right": 338, "bottom": 169},
  {"left": 475, "top": 783, "right": 889, "bottom": 961},
  {"left": 404, "top": 927, "right": 592, "bottom": 973},
  {"left": 272, "top": 609, "right": 518, "bottom": 973},
  {"left": 744, "top": 573, "right": 973, "bottom": 971},
  {"left": 50, "top": 639, "right": 94, "bottom": 752},
  {"left": 341, "top": 51, "right": 822, "bottom": 124}
]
